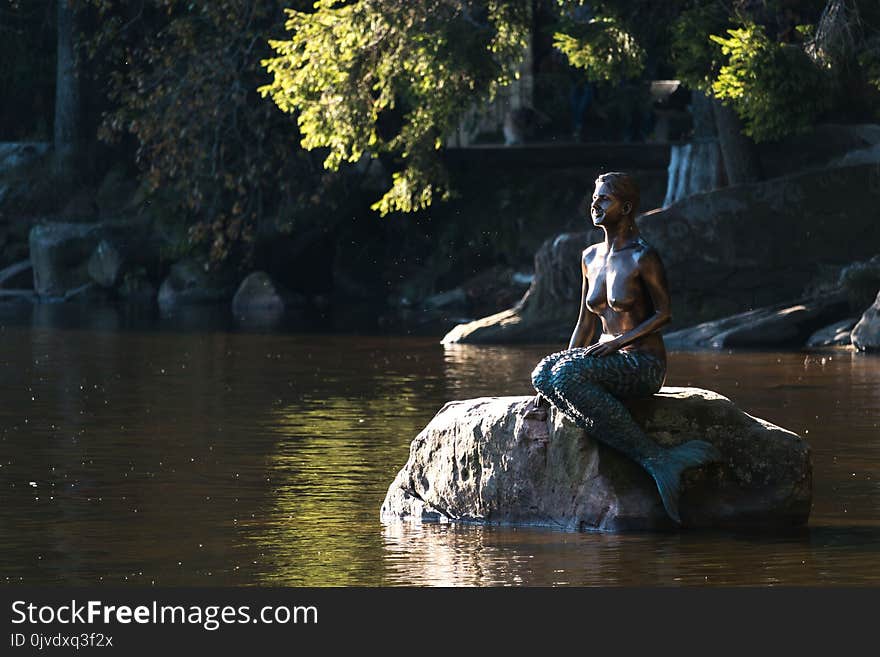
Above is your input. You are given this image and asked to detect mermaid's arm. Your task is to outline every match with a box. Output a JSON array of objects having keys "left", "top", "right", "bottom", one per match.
[{"left": 568, "top": 259, "right": 597, "bottom": 349}]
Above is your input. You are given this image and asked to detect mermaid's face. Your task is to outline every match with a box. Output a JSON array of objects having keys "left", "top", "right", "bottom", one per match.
[{"left": 591, "top": 181, "right": 631, "bottom": 227}]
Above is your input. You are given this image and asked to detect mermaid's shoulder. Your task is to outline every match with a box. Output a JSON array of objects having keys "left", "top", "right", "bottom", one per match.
[{"left": 582, "top": 241, "right": 604, "bottom": 263}]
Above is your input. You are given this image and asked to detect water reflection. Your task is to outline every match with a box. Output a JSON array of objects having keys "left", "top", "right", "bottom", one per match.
[
  {"left": 442, "top": 343, "right": 540, "bottom": 398},
  {"left": 1, "top": 301, "right": 878, "bottom": 585},
  {"left": 252, "top": 388, "right": 428, "bottom": 585},
  {"left": 382, "top": 522, "right": 843, "bottom": 586}
]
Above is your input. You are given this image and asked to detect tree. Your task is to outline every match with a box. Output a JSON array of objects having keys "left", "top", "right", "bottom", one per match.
[
  {"left": 54, "top": 0, "right": 81, "bottom": 178},
  {"left": 77, "top": 0, "right": 343, "bottom": 266},
  {"left": 260, "top": 0, "right": 532, "bottom": 216},
  {"left": 263, "top": 0, "right": 880, "bottom": 211}
]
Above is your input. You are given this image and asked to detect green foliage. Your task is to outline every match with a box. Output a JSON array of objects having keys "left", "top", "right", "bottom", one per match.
[
  {"left": 63, "top": 0, "right": 880, "bottom": 231},
  {"left": 261, "top": 0, "right": 530, "bottom": 216},
  {"left": 858, "top": 35, "right": 880, "bottom": 95},
  {"left": 552, "top": 16, "right": 645, "bottom": 82},
  {"left": 80, "top": 0, "right": 328, "bottom": 266},
  {"left": 710, "top": 22, "right": 831, "bottom": 142},
  {"left": 670, "top": 2, "right": 731, "bottom": 92}
]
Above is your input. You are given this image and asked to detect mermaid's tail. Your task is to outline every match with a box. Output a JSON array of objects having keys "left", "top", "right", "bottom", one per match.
[
  {"left": 531, "top": 349, "right": 722, "bottom": 524},
  {"left": 645, "top": 440, "right": 722, "bottom": 524}
]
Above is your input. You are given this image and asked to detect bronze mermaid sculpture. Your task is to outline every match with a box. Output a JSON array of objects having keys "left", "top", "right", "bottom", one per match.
[{"left": 526, "top": 172, "right": 720, "bottom": 524}]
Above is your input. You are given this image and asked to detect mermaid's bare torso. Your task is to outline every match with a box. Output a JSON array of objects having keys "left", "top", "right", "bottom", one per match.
[{"left": 583, "top": 238, "right": 666, "bottom": 364}]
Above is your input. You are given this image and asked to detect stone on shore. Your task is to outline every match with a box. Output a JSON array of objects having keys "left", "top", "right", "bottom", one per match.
[
  {"left": 87, "top": 239, "right": 124, "bottom": 288},
  {"left": 663, "top": 294, "right": 851, "bottom": 350},
  {"left": 851, "top": 289, "right": 880, "bottom": 351},
  {"left": 157, "top": 260, "right": 232, "bottom": 309},
  {"left": 639, "top": 163, "right": 880, "bottom": 328},
  {"left": 29, "top": 220, "right": 150, "bottom": 298},
  {"left": 806, "top": 318, "right": 857, "bottom": 348},
  {"left": 381, "top": 390, "right": 812, "bottom": 532},
  {"left": 30, "top": 223, "right": 105, "bottom": 297},
  {"left": 442, "top": 232, "right": 589, "bottom": 344},
  {"left": 231, "top": 271, "right": 303, "bottom": 322}
]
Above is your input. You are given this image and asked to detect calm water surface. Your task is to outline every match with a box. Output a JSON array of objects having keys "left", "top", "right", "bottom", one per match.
[{"left": 1, "top": 304, "right": 878, "bottom": 586}]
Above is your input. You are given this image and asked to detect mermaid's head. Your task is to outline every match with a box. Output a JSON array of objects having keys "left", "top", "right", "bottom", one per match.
[{"left": 594, "top": 172, "right": 639, "bottom": 219}]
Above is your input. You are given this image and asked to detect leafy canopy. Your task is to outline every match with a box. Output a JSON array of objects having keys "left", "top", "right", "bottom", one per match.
[
  {"left": 265, "top": 1, "right": 859, "bottom": 213},
  {"left": 79, "top": 0, "right": 328, "bottom": 266},
  {"left": 76, "top": 0, "right": 879, "bottom": 231},
  {"left": 261, "top": 0, "right": 531, "bottom": 215},
  {"left": 552, "top": 12, "right": 645, "bottom": 83},
  {"left": 711, "top": 22, "right": 831, "bottom": 142}
]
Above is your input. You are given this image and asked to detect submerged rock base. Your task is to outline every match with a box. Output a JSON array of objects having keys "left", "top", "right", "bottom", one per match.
[{"left": 381, "top": 388, "right": 812, "bottom": 532}]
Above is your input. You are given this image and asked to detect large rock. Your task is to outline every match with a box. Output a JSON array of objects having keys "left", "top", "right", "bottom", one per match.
[
  {"left": 87, "top": 239, "right": 124, "bottom": 288},
  {"left": 29, "top": 221, "right": 150, "bottom": 298},
  {"left": 639, "top": 163, "right": 880, "bottom": 328},
  {"left": 443, "top": 163, "right": 880, "bottom": 344},
  {"left": 838, "top": 255, "right": 880, "bottom": 311},
  {"left": 759, "top": 123, "right": 880, "bottom": 177},
  {"left": 231, "top": 271, "right": 303, "bottom": 321},
  {"left": 806, "top": 317, "right": 857, "bottom": 348},
  {"left": 664, "top": 294, "right": 851, "bottom": 350},
  {"left": 381, "top": 390, "right": 812, "bottom": 531},
  {"left": 442, "top": 232, "right": 592, "bottom": 344},
  {"left": 831, "top": 143, "right": 880, "bottom": 167},
  {"left": 0, "top": 142, "right": 50, "bottom": 172},
  {"left": 851, "top": 289, "right": 880, "bottom": 351},
  {"left": 157, "top": 260, "right": 232, "bottom": 309},
  {"left": 666, "top": 255, "right": 880, "bottom": 349},
  {"left": 30, "top": 223, "right": 103, "bottom": 297}
]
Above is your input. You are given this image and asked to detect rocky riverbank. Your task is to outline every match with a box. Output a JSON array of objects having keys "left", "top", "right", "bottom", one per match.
[{"left": 4, "top": 123, "right": 880, "bottom": 339}]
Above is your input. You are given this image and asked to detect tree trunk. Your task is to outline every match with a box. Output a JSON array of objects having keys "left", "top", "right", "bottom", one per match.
[
  {"left": 712, "top": 99, "right": 763, "bottom": 186},
  {"left": 54, "top": 0, "right": 80, "bottom": 178}
]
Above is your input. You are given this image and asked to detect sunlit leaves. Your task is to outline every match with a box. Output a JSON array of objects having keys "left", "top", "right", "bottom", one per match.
[
  {"left": 553, "top": 17, "right": 645, "bottom": 82},
  {"left": 710, "top": 22, "right": 831, "bottom": 142},
  {"left": 670, "top": 2, "right": 731, "bottom": 93},
  {"left": 261, "top": 0, "right": 530, "bottom": 215}
]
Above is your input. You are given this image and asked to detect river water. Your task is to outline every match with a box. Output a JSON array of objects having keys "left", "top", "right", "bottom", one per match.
[{"left": 0, "top": 304, "right": 878, "bottom": 586}]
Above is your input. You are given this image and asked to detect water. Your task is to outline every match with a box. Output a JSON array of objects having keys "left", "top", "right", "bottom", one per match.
[{"left": 0, "top": 304, "right": 878, "bottom": 586}]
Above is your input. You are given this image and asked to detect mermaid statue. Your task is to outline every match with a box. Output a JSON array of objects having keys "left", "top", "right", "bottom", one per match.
[{"left": 525, "top": 172, "right": 720, "bottom": 524}]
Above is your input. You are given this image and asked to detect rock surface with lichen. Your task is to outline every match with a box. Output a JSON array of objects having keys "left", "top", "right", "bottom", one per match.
[{"left": 381, "top": 388, "right": 812, "bottom": 532}]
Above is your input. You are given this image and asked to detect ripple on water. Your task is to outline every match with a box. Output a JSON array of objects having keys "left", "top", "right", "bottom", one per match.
[{"left": 0, "top": 306, "right": 878, "bottom": 585}]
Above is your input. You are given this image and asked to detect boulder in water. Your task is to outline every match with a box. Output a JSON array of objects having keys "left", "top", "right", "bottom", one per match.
[
  {"left": 231, "top": 271, "right": 303, "bottom": 322},
  {"left": 157, "top": 260, "right": 232, "bottom": 309},
  {"left": 381, "top": 390, "right": 812, "bottom": 531},
  {"left": 851, "top": 289, "right": 880, "bottom": 352},
  {"left": 29, "top": 222, "right": 105, "bottom": 297}
]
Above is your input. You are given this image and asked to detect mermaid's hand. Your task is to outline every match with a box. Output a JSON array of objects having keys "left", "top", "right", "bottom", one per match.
[{"left": 583, "top": 338, "right": 623, "bottom": 357}]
